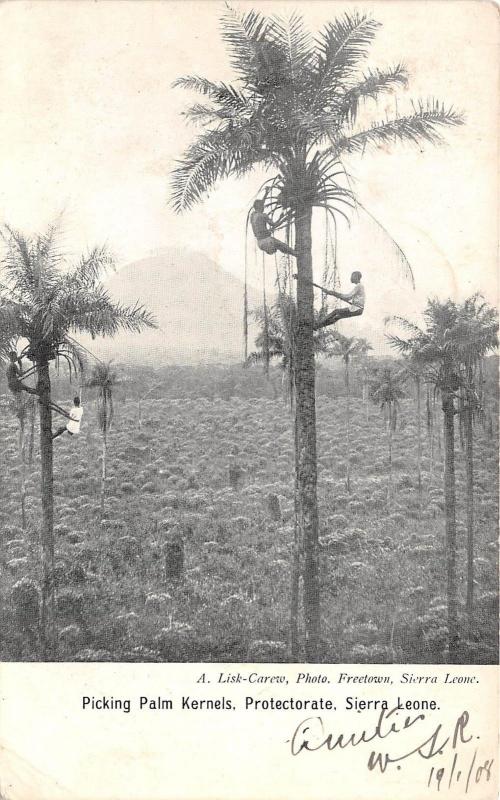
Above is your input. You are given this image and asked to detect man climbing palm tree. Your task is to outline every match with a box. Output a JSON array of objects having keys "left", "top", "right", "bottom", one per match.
[
  {"left": 294, "top": 271, "right": 365, "bottom": 328},
  {"left": 6, "top": 351, "right": 38, "bottom": 397},
  {"left": 250, "top": 189, "right": 297, "bottom": 257},
  {"left": 52, "top": 396, "right": 83, "bottom": 440}
]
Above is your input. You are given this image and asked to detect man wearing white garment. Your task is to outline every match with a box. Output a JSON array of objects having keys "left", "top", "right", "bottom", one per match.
[{"left": 52, "top": 397, "right": 84, "bottom": 440}]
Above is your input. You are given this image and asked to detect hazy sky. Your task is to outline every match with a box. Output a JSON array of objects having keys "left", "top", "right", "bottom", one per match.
[{"left": 0, "top": 0, "right": 497, "bottom": 350}]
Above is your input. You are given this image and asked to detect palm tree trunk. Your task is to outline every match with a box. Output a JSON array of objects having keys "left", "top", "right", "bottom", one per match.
[
  {"left": 416, "top": 376, "right": 422, "bottom": 498},
  {"left": 427, "top": 388, "right": 434, "bottom": 482},
  {"left": 37, "top": 359, "right": 56, "bottom": 659},
  {"left": 294, "top": 202, "right": 320, "bottom": 662},
  {"left": 243, "top": 260, "right": 248, "bottom": 363},
  {"left": 442, "top": 391, "right": 458, "bottom": 663},
  {"left": 363, "top": 377, "right": 369, "bottom": 423},
  {"left": 345, "top": 359, "right": 351, "bottom": 494},
  {"left": 290, "top": 412, "right": 300, "bottom": 661},
  {"left": 437, "top": 403, "right": 443, "bottom": 455},
  {"left": 101, "top": 430, "right": 107, "bottom": 518},
  {"left": 387, "top": 415, "right": 393, "bottom": 503},
  {"left": 28, "top": 399, "right": 36, "bottom": 465},
  {"left": 465, "top": 404, "right": 474, "bottom": 621},
  {"left": 19, "top": 415, "right": 26, "bottom": 532},
  {"left": 261, "top": 253, "right": 270, "bottom": 378}
]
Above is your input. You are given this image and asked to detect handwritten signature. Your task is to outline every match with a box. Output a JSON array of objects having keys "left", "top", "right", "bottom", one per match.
[{"left": 287, "top": 709, "right": 495, "bottom": 793}]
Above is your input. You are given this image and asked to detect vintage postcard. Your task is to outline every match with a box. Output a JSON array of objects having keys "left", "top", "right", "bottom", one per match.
[{"left": 0, "top": 1, "right": 498, "bottom": 798}]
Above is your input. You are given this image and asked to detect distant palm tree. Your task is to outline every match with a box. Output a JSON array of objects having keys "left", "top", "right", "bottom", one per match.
[
  {"left": 0, "top": 222, "right": 156, "bottom": 657},
  {"left": 357, "top": 349, "right": 375, "bottom": 421},
  {"left": 86, "top": 362, "right": 120, "bottom": 517},
  {"left": 369, "top": 367, "right": 406, "bottom": 502},
  {"left": 248, "top": 297, "right": 330, "bottom": 405},
  {"left": 399, "top": 356, "right": 427, "bottom": 497},
  {"left": 327, "top": 333, "right": 372, "bottom": 492},
  {"left": 171, "top": 5, "right": 463, "bottom": 659},
  {"left": 387, "top": 296, "right": 498, "bottom": 659}
]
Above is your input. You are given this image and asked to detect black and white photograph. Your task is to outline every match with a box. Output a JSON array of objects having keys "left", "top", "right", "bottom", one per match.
[{"left": 0, "top": 0, "right": 498, "bottom": 797}]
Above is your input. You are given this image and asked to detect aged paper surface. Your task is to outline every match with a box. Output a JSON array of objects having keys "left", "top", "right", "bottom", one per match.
[{"left": 0, "top": 1, "right": 498, "bottom": 799}]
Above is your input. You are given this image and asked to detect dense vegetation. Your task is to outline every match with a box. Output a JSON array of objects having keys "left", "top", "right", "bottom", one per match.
[{"left": 1, "top": 361, "right": 497, "bottom": 663}]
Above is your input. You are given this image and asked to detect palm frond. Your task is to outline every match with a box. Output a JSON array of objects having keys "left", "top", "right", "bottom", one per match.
[
  {"left": 35, "top": 214, "right": 66, "bottom": 272},
  {"left": 71, "top": 245, "right": 115, "bottom": 287},
  {"left": 173, "top": 75, "right": 249, "bottom": 112},
  {"left": 220, "top": 5, "right": 271, "bottom": 84},
  {"left": 340, "top": 63, "right": 408, "bottom": 124},
  {"left": 53, "top": 339, "right": 87, "bottom": 381},
  {"left": 170, "top": 125, "right": 267, "bottom": 212},
  {"left": 0, "top": 298, "right": 25, "bottom": 357},
  {"left": 62, "top": 284, "right": 157, "bottom": 338},
  {"left": 270, "top": 12, "right": 316, "bottom": 83},
  {"left": 181, "top": 103, "right": 231, "bottom": 127},
  {"left": 336, "top": 100, "right": 464, "bottom": 155},
  {"left": 246, "top": 348, "right": 285, "bottom": 366},
  {"left": 1, "top": 223, "right": 63, "bottom": 299},
  {"left": 355, "top": 202, "right": 414, "bottom": 288},
  {"left": 313, "top": 12, "right": 380, "bottom": 109},
  {"left": 386, "top": 333, "right": 417, "bottom": 354},
  {"left": 385, "top": 314, "right": 424, "bottom": 336}
]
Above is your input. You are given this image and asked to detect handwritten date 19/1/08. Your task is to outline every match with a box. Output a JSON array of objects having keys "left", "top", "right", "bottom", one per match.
[{"left": 428, "top": 751, "right": 494, "bottom": 794}]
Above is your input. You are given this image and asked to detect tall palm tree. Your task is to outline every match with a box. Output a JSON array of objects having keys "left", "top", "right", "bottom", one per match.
[
  {"left": 387, "top": 296, "right": 497, "bottom": 659},
  {"left": 327, "top": 333, "right": 372, "bottom": 492},
  {"left": 0, "top": 222, "right": 156, "bottom": 657},
  {"left": 369, "top": 366, "right": 406, "bottom": 502},
  {"left": 86, "top": 362, "right": 120, "bottom": 518},
  {"left": 170, "top": 6, "right": 463, "bottom": 659},
  {"left": 388, "top": 302, "right": 461, "bottom": 661},
  {"left": 452, "top": 297, "right": 498, "bottom": 621}
]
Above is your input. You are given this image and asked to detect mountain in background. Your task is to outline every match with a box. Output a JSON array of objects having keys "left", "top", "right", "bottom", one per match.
[{"left": 78, "top": 248, "right": 261, "bottom": 365}]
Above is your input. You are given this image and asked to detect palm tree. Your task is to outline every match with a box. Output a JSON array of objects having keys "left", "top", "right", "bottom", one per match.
[
  {"left": 86, "top": 362, "right": 120, "bottom": 518},
  {"left": 369, "top": 366, "right": 406, "bottom": 502},
  {"left": 0, "top": 222, "right": 156, "bottom": 657},
  {"left": 327, "top": 333, "right": 372, "bottom": 492},
  {"left": 399, "top": 356, "right": 427, "bottom": 498},
  {"left": 248, "top": 296, "right": 330, "bottom": 404},
  {"left": 170, "top": 6, "right": 463, "bottom": 659},
  {"left": 387, "top": 301, "right": 461, "bottom": 661},
  {"left": 453, "top": 297, "right": 498, "bottom": 621},
  {"left": 387, "top": 296, "right": 497, "bottom": 660},
  {"left": 357, "top": 348, "right": 375, "bottom": 421}
]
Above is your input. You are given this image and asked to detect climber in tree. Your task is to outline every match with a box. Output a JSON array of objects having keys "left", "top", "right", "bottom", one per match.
[
  {"left": 6, "top": 351, "right": 38, "bottom": 397},
  {"left": 293, "top": 271, "right": 365, "bottom": 329},
  {"left": 250, "top": 188, "right": 297, "bottom": 257},
  {"left": 6, "top": 350, "right": 73, "bottom": 421},
  {"left": 52, "top": 396, "right": 83, "bottom": 440}
]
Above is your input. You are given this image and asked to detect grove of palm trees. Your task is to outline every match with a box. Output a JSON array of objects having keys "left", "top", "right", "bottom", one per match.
[{"left": 0, "top": 4, "right": 497, "bottom": 670}]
